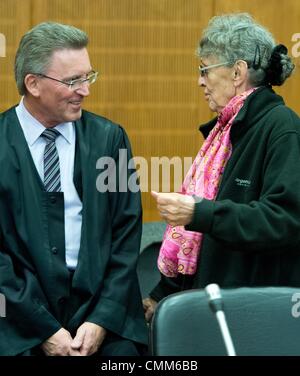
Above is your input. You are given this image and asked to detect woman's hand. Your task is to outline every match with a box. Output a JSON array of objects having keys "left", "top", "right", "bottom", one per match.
[
  {"left": 151, "top": 191, "right": 195, "bottom": 227},
  {"left": 143, "top": 297, "right": 158, "bottom": 322}
]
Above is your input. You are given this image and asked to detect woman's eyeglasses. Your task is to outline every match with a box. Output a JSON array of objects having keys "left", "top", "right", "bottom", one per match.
[{"left": 198, "top": 62, "right": 230, "bottom": 77}]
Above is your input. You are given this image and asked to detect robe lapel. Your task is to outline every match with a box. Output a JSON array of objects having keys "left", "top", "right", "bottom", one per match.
[{"left": 6, "top": 107, "right": 45, "bottom": 191}]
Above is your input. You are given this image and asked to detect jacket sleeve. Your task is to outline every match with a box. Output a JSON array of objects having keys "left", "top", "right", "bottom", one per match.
[
  {"left": 149, "top": 273, "right": 194, "bottom": 302},
  {"left": 186, "top": 132, "right": 300, "bottom": 252},
  {"left": 85, "top": 126, "right": 147, "bottom": 344},
  {"left": 0, "top": 234, "right": 61, "bottom": 355}
]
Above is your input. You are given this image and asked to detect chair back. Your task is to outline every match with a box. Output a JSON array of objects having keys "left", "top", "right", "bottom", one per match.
[
  {"left": 137, "top": 221, "right": 165, "bottom": 298},
  {"left": 150, "top": 287, "right": 300, "bottom": 355}
]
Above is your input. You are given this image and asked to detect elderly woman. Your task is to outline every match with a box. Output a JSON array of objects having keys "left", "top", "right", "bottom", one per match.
[{"left": 144, "top": 13, "right": 300, "bottom": 321}]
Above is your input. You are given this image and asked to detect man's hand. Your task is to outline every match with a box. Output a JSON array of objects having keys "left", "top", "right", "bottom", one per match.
[
  {"left": 70, "top": 322, "right": 107, "bottom": 356},
  {"left": 41, "top": 328, "right": 73, "bottom": 356},
  {"left": 151, "top": 191, "right": 195, "bottom": 227},
  {"left": 143, "top": 297, "right": 158, "bottom": 322}
]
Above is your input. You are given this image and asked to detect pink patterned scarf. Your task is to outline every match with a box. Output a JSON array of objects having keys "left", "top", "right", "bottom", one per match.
[{"left": 157, "top": 88, "right": 257, "bottom": 277}]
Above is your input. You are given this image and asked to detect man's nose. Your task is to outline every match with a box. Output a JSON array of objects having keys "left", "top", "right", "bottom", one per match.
[{"left": 76, "top": 81, "right": 90, "bottom": 96}]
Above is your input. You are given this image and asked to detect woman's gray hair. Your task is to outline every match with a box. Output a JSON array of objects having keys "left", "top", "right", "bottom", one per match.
[
  {"left": 15, "top": 22, "right": 89, "bottom": 95},
  {"left": 197, "top": 13, "right": 294, "bottom": 86}
]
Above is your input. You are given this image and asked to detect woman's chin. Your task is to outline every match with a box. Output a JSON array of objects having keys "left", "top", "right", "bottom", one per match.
[{"left": 208, "top": 102, "right": 218, "bottom": 113}]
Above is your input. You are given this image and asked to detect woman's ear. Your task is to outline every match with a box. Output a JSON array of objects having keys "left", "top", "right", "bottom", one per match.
[
  {"left": 24, "top": 74, "right": 41, "bottom": 97},
  {"left": 232, "top": 60, "right": 248, "bottom": 87}
]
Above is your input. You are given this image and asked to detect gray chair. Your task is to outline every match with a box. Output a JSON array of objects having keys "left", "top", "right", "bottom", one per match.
[
  {"left": 137, "top": 221, "right": 165, "bottom": 299},
  {"left": 149, "top": 286, "right": 300, "bottom": 355}
]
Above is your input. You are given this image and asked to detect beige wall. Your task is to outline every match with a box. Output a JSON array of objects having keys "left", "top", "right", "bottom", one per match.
[{"left": 1, "top": 0, "right": 299, "bottom": 221}]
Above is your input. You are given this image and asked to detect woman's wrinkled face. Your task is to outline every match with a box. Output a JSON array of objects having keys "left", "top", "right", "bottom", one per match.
[{"left": 198, "top": 56, "right": 236, "bottom": 114}]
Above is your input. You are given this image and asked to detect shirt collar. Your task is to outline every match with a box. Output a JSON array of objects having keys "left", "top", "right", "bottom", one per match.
[{"left": 16, "top": 98, "right": 74, "bottom": 146}]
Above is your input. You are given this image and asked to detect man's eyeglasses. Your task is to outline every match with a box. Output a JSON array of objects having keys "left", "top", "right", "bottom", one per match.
[
  {"left": 34, "top": 70, "right": 98, "bottom": 90},
  {"left": 198, "top": 62, "right": 230, "bottom": 77}
]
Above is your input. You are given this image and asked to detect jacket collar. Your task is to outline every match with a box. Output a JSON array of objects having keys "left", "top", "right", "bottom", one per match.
[{"left": 199, "top": 86, "right": 285, "bottom": 144}]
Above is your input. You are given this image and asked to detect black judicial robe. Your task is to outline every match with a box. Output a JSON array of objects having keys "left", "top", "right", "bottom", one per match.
[{"left": 0, "top": 107, "right": 148, "bottom": 355}]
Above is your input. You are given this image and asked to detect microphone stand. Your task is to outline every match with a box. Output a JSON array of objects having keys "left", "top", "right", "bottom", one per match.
[{"left": 205, "top": 283, "right": 236, "bottom": 356}]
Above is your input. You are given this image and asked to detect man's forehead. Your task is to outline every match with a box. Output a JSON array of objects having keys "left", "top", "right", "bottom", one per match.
[{"left": 47, "top": 48, "right": 91, "bottom": 74}]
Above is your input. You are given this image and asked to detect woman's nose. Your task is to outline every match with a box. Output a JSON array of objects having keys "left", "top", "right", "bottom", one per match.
[{"left": 198, "top": 75, "right": 206, "bottom": 87}]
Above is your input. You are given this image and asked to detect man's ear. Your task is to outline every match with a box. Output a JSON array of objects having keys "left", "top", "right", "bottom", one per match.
[{"left": 24, "top": 74, "right": 41, "bottom": 97}]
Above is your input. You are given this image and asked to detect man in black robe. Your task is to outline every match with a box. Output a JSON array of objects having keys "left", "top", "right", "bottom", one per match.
[{"left": 0, "top": 21, "right": 147, "bottom": 356}]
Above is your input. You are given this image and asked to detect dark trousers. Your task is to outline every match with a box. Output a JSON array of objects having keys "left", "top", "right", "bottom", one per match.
[
  {"left": 96, "top": 332, "right": 144, "bottom": 356},
  {"left": 19, "top": 332, "right": 144, "bottom": 356}
]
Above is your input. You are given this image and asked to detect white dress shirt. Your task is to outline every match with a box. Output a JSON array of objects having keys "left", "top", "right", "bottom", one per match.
[{"left": 16, "top": 99, "right": 82, "bottom": 269}]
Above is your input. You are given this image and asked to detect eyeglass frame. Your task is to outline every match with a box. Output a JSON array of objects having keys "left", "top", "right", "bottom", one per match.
[
  {"left": 199, "top": 48, "right": 262, "bottom": 77},
  {"left": 198, "top": 62, "right": 231, "bottom": 77},
  {"left": 33, "top": 70, "right": 98, "bottom": 90}
]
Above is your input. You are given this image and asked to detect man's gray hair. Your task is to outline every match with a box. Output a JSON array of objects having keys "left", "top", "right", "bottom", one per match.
[
  {"left": 15, "top": 22, "right": 89, "bottom": 95},
  {"left": 197, "top": 13, "right": 294, "bottom": 86}
]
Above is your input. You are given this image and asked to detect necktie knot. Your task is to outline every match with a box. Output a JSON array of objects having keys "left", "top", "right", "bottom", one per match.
[{"left": 41, "top": 128, "right": 60, "bottom": 144}]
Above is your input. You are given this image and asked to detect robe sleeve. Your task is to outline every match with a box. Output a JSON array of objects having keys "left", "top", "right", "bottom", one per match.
[
  {"left": 85, "top": 126, "right": 147, "bottom": 344},
  {"left": 0, "top": 231, "right": 61, "bottom": 355}
]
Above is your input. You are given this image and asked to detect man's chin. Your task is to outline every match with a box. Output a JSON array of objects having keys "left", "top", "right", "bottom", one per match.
[{"left": 67, "top": 108, "right": 82, "bottom": 122}]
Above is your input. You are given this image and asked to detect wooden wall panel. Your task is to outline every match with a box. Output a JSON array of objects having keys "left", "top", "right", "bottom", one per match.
[{"left": 0, "top": 0, "right": 31, "bottom": 110}]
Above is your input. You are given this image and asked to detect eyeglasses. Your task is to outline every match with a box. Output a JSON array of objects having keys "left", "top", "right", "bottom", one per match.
[
  {"left": 198, "top": 62, "right": 230, "bottom": 77},
  {"left": 34, "top": 70, "right": 98, "bottom": 90}
]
